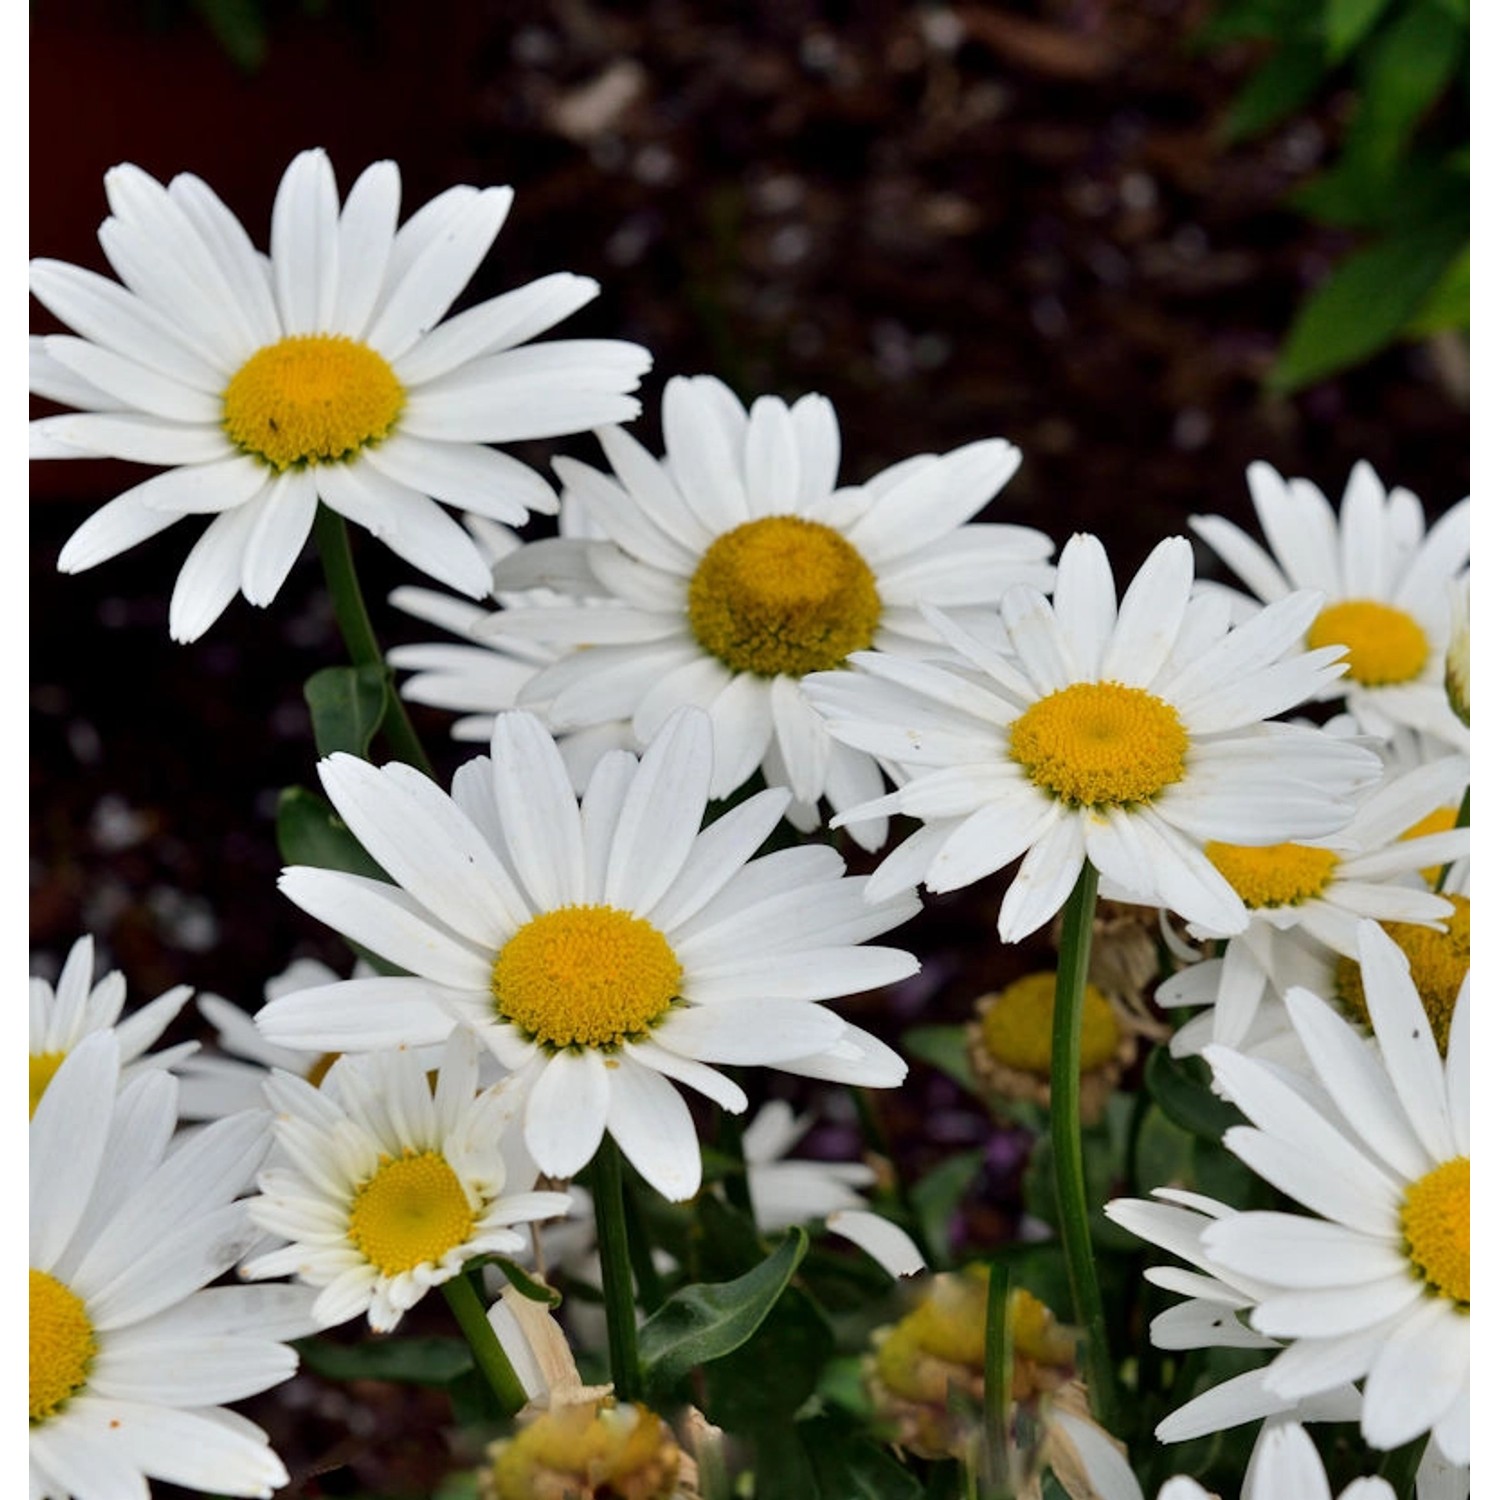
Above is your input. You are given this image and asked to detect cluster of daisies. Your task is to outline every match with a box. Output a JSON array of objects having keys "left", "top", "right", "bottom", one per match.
[{"left": 31, "top": 148, "right": 1469, "bottom": 1500}]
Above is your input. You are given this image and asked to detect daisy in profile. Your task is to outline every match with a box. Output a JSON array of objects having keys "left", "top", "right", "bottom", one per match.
[
  {"left": 258, "top": 707, "right": 919, "bottom": 1200},
  {"left": 243, "top": 1031, "right": 572, "bottom": 1332},
  {"left": 30, "top": 1032, "right": 310, "bottom": 1499},
  {"left": 30, "top": 148, "right": 650, "bottom": 640},
  {"left": 478, "top": 373, "right": 1054, "bottom": 845},
  {"left": 1191, "top": 462, "right": 1469, "bottom": 747},
  {"left": 30, "top": 932, "right": 195, "bottom": 1118},
  {"left": 805, "top": 532, "right": 1382, "bottom": 942}
]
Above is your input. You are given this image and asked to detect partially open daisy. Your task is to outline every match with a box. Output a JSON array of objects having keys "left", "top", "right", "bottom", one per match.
[
  {"left": 31, "top": 1032, "right": 311, "bottom": 1499},
  {"left": 243, "top": 1030, "right": 571, "bottom": 1332},
  {"left": 257, "top": 706, "right": 919, "bottom": 1200},
  {"left": 806, "top": 532, "right": 1382, "bottom": 941},
  {"left": 31, "top": 149, "right": 650, "bottom": 640},
  {"left": 1200, "top": 920, "right": 1469, "bottom": 1464},
  {"left": 30, "top": 933, "right": 195, "bottom": 1119},
  {"left": 477, "top": 374, "right": 1053, "bottom": 845},
  {"left": 1191, "top": 462, "right": 1469, "bottom": 748}
]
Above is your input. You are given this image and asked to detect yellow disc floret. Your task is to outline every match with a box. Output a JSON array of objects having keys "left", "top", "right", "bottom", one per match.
[
  {"left": 1307, "top": 600, "right": 1428, "bottom": 687},
  {"left": 30, "top": 1269, "right": 96, "bottom": 1424},
  {"left": 1008, "top": 682, "right": 1189, "bottom": 808},
  {"left": 482, "top": 1398, "right": 681, "bottom": 1500},
  {"left": 223, "top": 334, "right": 404, "bottom": 471},
  {"left": 492, "top": 906, "right": 682, "bottom": 1051},
  {"left": 1401, "top": 1157, "right": 1469, "bottom": 1307},
  {"left": 347, "top": 1150, "right": 477, "bottom": 1276},
  {"left": 29, "top": 1052, "right": 67, "bottom": 1119},
  {"left": 978, "top": 972, "right": 1119, "bottom": 1075},
  {"left": 1203, "top": 841, "right": 1340, "bottom": 908},
  {"left": 687, "top": 516, "right": 881, "bottom": 677}
]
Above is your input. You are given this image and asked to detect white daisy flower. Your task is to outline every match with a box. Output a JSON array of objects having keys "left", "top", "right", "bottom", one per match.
[
  {"left": 256, "top": 706, "right": 920, "bottom": 1200},
  {"left": 30, "top": 148, "right": 651, "bottom": 640},
  {"left": 30, "top": 933, "right": 195, "bottom": 1119},
  {"left": 1201, "top": 921, "right": 1469, "bottom": 1464},
  {"left": 478, "top": 373, "right": 1055, "bottom": 846},
  {"left": 805, "top": 532, "right": 1382, "bottom": 942},
  {"left": 242, "top": 1030, "right": 572, "bottom": 1332},
  {"left": 30, "top": 1032, "right": 310, "bottom": 1500},
  {"left": 1158, "top": 1419, "right": 1397, "bottom": 1500},
  {"left": 741, "top": 1098, "right": 877, "bottom": 1230},
  {"left": 1191, "top": 462, "right": 1469, "bottom": 748}
]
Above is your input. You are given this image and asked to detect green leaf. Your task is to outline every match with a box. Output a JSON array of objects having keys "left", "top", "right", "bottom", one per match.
[
  {"left": 909, "top": 1149, "right": 985, "bottom": 1267},
  {"left": 189, "top": 0, "right": 269, "bottom": 72},
  {"left": 1144, "top": 1048, "right": 1244, "bottom": 1143},
  {"left": 482, "top": 1256, "right": 562, "bottom": 1308},
  {"left": 304, "top": 664, "right": 390, "bottom": 758},
  {"left": 637, "top": 1227, "right": 808, "bottom": 1397},
  {"left": 296, "top": 1335, "right": 473, "bottom": 1386},
  {"left": 1269, "top": 220, "right": 1465, "bottom": 391},
  {"left": 901, "top": 1024, "right": 979, "bottom": 1095},
  {"left": 1404, "top": 243, "right": 1469, "bottom": 334},
  {"left": 701, "top": 1287, "right": 832, "bottom": 1423},
  {"left": 802, "top": 1412, "right": 925, "bottom": 1499},
  {"left": 1325, "top": 0, "right": 1393, "bottom": 58},
  {"left": 1223, "top": 41, "right": 1327, "bottom": 141},
  {"left": 1133, "top": 1105, "right": 1196, "bottom": 1195},
  {"left": 275, "top": 786, "right": 389, "bottom": 882}
]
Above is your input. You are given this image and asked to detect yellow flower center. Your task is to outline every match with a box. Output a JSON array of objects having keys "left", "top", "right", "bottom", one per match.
[
  {"left": 222, "top": 334, "right": 404, "bottom": 471},
  {"left": 1335, "top": 895, "right": 1469, "bottom": 1055},
  {"left": 492, "top": 906, "right": 682, "bottom": 1052},
  {"left": 1401, "top": 1157, "right": 1469, "bottom": 1307},
  {"left": 485, "top": 1399, "right": 681, "bottom": 1500},
  {"left": 1307, "top": 600, "right": 1428, "bottom": 687},
  {"left": 29, "top": 1052, "right": 67, "bottom": 1119},
  {"left": 347, "top": 1150, "right": 477, "bottom": 1276},
  {"left": 686, "top": 516, "right": 881, "bottom": 677},
  {"left": 1008, "top": 681, "right": 1189, "bottom": 808},
  {"left": 979, "top": 972, "right": 1119, "bottom": 1074},
  {"left": 1203, "top": 841, "right": 1341, "bottom": 908},
  {"left": 1401, "top": 805, "right": 1460, "bottom": 888},
  {"left": 30, "top": 1269, "right": 96, "bottom": 1424}
]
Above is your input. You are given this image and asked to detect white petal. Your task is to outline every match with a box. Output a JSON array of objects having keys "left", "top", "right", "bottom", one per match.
[
  {"left": 1360, "top": 1299, "right": 1468, "bottom": 1455},
  {"left": 255, "top": 975, "right": 459, "bottom": 1051},
  {"left": 655, "top": 1001, "right": 845, "bottom": 1063},
  {"left": 488, "top": 711, "right": 587, "bottom": 910},
  {"left": 271, "top": 147, "right": 339, "bottom": 332},
  {"left": 826, "top": 1209, "right": 925, "bottom": 1277},
  {"left": 605, "top": 1060, "right": 702, "bottom": 1200},
  {"left": 240, "top": 469, "right": 317, "bottom": 605},
  {"left": 525, "top": 1049, "right": 610, "bottom": 1179},
  {"left": 332, "top": 159, "right": 400, "bottom": 337},
  {"left": 168, "top": 502, "right": 266, "bottom": 643}
]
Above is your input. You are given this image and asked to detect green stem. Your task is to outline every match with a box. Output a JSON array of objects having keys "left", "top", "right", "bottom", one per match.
[
  {"left": 1437, "top": 785, "right": 1469, "bottom": 891},
  {"left": 441, "top": 1271, "right": 529, "bottom": 1416},
  {"left": 622, "top": 1172, "right": 667, "bottom": 1313},
  {"left": 593, "top": 1135, "right": 642, "bottom": 1401},
  {"left": 312, "top": 504, "right": 434, "bottom": 776},
  {"left": 716, "top": 1102, "right": 755, "bottom": 1218},
  {"left": 1050, "top": 861, "right": 1121, "bottom": 1436},
  {"left": 1376, "top": 1434, "right": 1428, "bottom": 1499},
  {"left": 979, "top": 1264, "right": 1014, "bottom": 1500}
]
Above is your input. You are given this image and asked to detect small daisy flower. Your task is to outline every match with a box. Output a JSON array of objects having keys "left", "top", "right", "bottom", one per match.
[
  {"left": 243, "top": 1030, "right": 571, "bottom": 1332},
  {"left": 31, "top": 149, "right": 650, "bottom": 640},
  {"left": 1191, "top": 462, "right": 1469, "bottom": 748},
  {"left": 30, "top": 933, "right": 195, "bottom": 1118},
  {"left": 1201, "top": 921, "right": 1469, "bottom": 1464},
  {"left": 806, "top": 532, "right": 1382, "bottom": 941},
  {"left": 31, "top": 1032, "right": 310, "bottom": 1500},
  {"left": 479, "top": 373, "right": 1054, "bottom": 845},
  {"left": 741, "top": 1098, "right": 878, "bottom": 1231},
  {"left": 257, "top": 706, "right": 920, "bottom": 1200}
]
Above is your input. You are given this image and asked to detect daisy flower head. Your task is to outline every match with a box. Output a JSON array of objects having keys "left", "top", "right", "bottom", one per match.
[
  {"left": 479, "top": 373, "right": 1055, "bottom": 846},
  {"left": 805, "top": 531, "right": 1383, "bottom": 942},
  {"left": 243, "top": 1029, "right": 572, "bottom": 1332},
  {"left": 30, "top": 933, "right": 195, "bottom": 1119},
  {"left": 1199, "top": 919, "right": 1469, "bottom": 1464},
  {"left": 1191, "top": 462, "right": 1470, "bottom": 748},
  {"left": 31, "top": 148, "right": 651, "bottom": 641},
  {"left": 258, "top": 705, "right": 919, "bottom": 1201},
  {"left": 1158, "top": 1419, "right": 1398, "bottom": 1500},
  {"left": 31, "top": 1032, "right": 311, "bottom": 1500}
]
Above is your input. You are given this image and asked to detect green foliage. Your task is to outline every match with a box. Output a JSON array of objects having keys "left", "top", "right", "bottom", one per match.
[
  {"left": 303, "top": 664, "right": 390, "bottom": 759},
  {"left": 901, "top": 1024, "right": 980, "bottom": 1096},
  {"left": 297, "top": 1334, "right": 474, "bottom": 1386},
  {"left": 275, "top": 785, "right": 389, "bottom": 882},
  {"left": 1143, "top": 1047, "right": 1244, "bottom": 1143},
  {"left": 909, "top": 1149, "right": 985, "bottom": 1267}
]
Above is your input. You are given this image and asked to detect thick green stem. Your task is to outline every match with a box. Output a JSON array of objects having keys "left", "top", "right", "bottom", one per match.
[
  {"left": 978, "top": 1264, "right": 1014, "bottom": 1500},
  {"left": 312, "top": 504, "right": 434, "bottom": 776},
  {"left": 441, "top": 1271, "right": 529, "bottom": 1416},
  {"left": 593, "top": 1135, "right": 642, "bottom": 1401},
  {"left": 1050, "top": 861, "right": 1121, "bottom": 1436}
]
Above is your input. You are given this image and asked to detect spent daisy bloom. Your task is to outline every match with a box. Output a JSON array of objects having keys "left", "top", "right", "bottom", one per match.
[
  {"left": 30, "top": 1032, "right": 312, "bottom": 1500},
  {"left": 257, "top": 706, "right": 919, "bottom": 1200},
  {"left": 805, "top": 531, "right": 1383, "bottom": 941},
  {"left": 30, "top": 933, "right": 195, "bottom": 1118},
  {"left": 477, "top": 373, "right": 1055, "bottom": 845},
  {"left": 243, "top": 1030, "right": 572, "bottom": 1332},
  {"left": 1190, "top": 462, "right": 1470, "bottom": 748},
  {"left": 30, "top": 148, "right": 651, "bottom": 640},
  {"left": 1200, "top": 920, "right": 1469, "bottom": 1464}
]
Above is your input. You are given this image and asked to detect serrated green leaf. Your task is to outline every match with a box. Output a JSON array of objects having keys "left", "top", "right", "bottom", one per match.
[
  {"left": 909, "top": 1149, "right": 985, "bottom": 1267},
  {"left": 304, "top": 663, "right": 390, "bottom": 758},
  {"left": 1325, "top": 0, "right": 1393, "bottom": 58},
  {"left": 1223, "top": 41, "right": 1327, "bottom": 141},
  {"left": 1404, "top": 243, "right": 1469, "bottom": 334},
  {"left": 1144, "top": 1047, "right": 1244, "bottom": 1143},
  {"left": 296, "top": 1334, "right": 472, "bottom": 1386},
  {"left": 638, "top": 1227, "right": 808, "bottom": 1396},
  {"left": 901, "top": 1024, "right": 979, "bottom": 1095},
  {"left": 275, "top": 786, "right": 389, "bottom": 881}
]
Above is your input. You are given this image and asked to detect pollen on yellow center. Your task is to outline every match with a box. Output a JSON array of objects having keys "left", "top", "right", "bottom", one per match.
[
  {"left": 1402, "top": 1157, "right": 1469, "bottom": 1307},
  {"left": 1204, "top": 841, "right": 1340, "bottom": 908},
  {"left": 686, "top": 515, "right": 881, "bottom": 677},
  {"left": 1336, "top": 895, "right": 1469, "bottom": 1055},
  {"left": 979, "top": 972, "right": 1119, "bottom": 1074},
  {"left": 29, "top": 1052, "right": 67, "bottom": 1119},
  {"left": 346, "top": 1150, "right": 476, "bottom": 1276},
  {"left": 1307, "top": 599, "right": 1428, "bottom": 687},
  {"left": 222, "top": 334, "right": 404, "bottom": 471},
  {"left": 1008, "top": 681, "right": 1189, "bottom": 808},
  {"left": 492, "top": 905, "right": 682, "bottom": 1052},
  {"left": 30, "top": 1269, "right": 96, "bottom": 1424}
]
